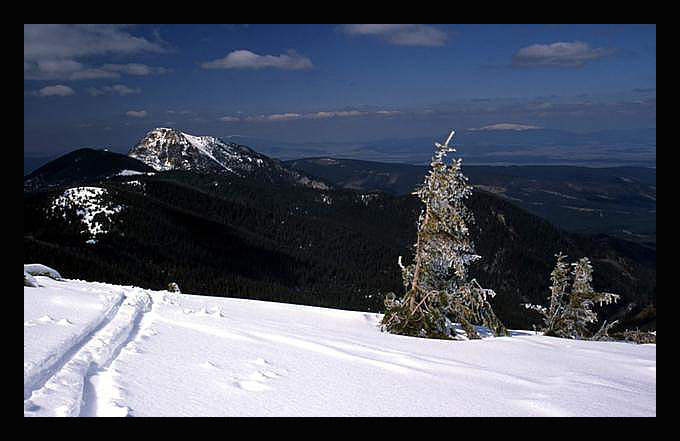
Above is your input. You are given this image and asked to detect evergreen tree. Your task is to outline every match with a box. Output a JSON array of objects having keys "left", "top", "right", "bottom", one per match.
[
  {"left": 380, "top": 131, "right": 506, "bottom": 339},
  {"left": 525, "top": 253, "right": 620, "bottom": 340}
]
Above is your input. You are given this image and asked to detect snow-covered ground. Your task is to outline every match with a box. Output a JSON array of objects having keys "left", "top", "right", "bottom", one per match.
[
  {"left": 48, "top": 187, "right": 123, "bottom": 240},
  {"left": 24, "top": 275, "right": 656, "bottom": 417}
]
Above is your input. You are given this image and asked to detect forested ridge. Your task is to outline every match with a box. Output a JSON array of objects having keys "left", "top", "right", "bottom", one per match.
[{"left": 24, "top": 169, "right": 655, "bottom": 330}]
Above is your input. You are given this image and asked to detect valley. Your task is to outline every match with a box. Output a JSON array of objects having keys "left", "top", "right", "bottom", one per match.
[{"left": 286, "top": 158, "right": 656, "bottom": 246}]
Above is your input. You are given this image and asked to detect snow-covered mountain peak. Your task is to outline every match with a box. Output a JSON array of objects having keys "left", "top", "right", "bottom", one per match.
[
  {"left": 128, "top": 127, "right": 265, "bottom": 174},
  {"left": 128, "top": 128, "right": 330, "bottom": 189}
]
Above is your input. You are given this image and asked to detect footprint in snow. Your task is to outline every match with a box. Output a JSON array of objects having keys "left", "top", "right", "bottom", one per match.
[
  {"left": 24, "top": 400, "right": 40, "bottom": 412},
  {"left": 200, "top": 361, "right": 220, "bottom": 369},
  {"left": 138, "top": 329, "right": 157, "bottom": 341},
  {"left": 233, "top": 380, "right": 271, "bottom": 392},
  {"left": 227, "top": 359, "right": 288, "bottom": 392},
  {"left": 260, "top": 370, "right": 282, "bottom": 379},
  {"left": 123, "top": 342, "right": 143, "bottom": 354},
  {"left": 230, "top": 369, "right": 283, "bottom": 392},
  {"left": 252, "top": 358, "right": 271, "bottom": 367},
  {"left": 194, "top": 306, "right": 223, "bottom": 317},
  {"left": 246, "top": 371, "right": 270, "bottom": 382},
  {"left": 32, "top": 315, "right": 72, "bottom": 326},
  {"left": 140, "top": 328, "right": 158, "bottom": 337},
  {"left": 251, "top": 358, "right": 288, "bottom": 374},
  {"left": 162, "top": 294, "right": 180, "bottom": 306}
]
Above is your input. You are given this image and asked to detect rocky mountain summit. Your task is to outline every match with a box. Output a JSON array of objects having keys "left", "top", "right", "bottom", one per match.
[{"left": 128, "top": 128, "right": 329, "bottom": 188}]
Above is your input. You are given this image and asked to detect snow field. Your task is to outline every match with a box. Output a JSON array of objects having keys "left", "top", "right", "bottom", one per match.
[
  {"left": 25, "top": 282, "right": 151, "bottom": 417},
  {"left": 24, "top": 277, "right": 656, "bottom": 417}
]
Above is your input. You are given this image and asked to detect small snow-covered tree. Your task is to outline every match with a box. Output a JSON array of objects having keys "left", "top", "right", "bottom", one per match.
[
  {"left": 525, "top": 253, "right": 620, "bottom": 340},
  {"left": 380, "top": 131, "right": 506, "bottom": 339},
  {"left": 524, "top": 253, "right": 570, "bottom": 335},
  {"left": 621, "top": 328, "right": 656, "bottom": 344}
]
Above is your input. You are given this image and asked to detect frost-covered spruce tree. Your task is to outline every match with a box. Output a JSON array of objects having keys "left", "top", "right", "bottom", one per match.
[
  {"left": 525, "top": 253, "right": 620, "bottom": 340},
  {"left": 569, "top": 257, "right": 620, "bottom": 340},
  {"left": 380, "top": 130, "right": 506, "bottom": 340},
  {"left": 524, "top": 253, "right": 571, "bottom": 336}
]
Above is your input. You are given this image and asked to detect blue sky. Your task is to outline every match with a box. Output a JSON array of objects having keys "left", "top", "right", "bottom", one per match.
[{"left": 24, "top": 24, "right": 656, "bottom": 157}]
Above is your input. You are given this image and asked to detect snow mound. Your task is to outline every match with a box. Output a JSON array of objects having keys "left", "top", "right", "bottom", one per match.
[
  {"left": 116, "top": 170, "right": 145, "bottom": 176},
  {"left": 24, "top": 264, "right": 62, "bottom": 281}
]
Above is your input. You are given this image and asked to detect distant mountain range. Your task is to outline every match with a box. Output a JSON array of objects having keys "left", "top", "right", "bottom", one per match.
[
  {"left": 286, "top": 158, "right": 656, "bottom": 245},
  {"left": 217, "top": 127, "right": 656, "bottom": 167},
  {"left": 24, "top": 128, "right": 656, "bottom": 331}
]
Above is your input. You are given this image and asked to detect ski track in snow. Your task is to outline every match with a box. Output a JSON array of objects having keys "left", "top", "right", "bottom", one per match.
[
  {"left": 24, "top": 279, "right": 656, "bottom": 417},
  {"left": 24, "top": 287, "right": 152, "bottom": 417},
  {"left": 23, "top": 291, "right": 126, "bottom": 401}
]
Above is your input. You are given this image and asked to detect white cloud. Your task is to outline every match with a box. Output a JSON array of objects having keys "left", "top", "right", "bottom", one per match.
[
  {"left": 24, "top": 24, "right": 169, "bottom": 81},
  {"left": 202, "top": 50, "right": 313, "bottom": 70},
  {"left": 307, "top": 110, "right": 364, "bottom": 119},
  {"left": 101, "top": 63, "right": 170, "bottom": 76},
  {"left": 234, "top": 109, "right": 399, "bottom": 123},
  {"left": 470, "top": 123, "right": 541, "bottom": 131},
  {"left": 28, "top": 63, "right": 169, "bottom": 81},
  {"left": 68, "top": 68, "right": 120, "bottom": 80},
  {"left": 512, "top": 41, "right": 611, "bottom": 68},
  {"left": 263, "top": 113, "right": 303, "bottom": 121},
  {"left": 33, "top": 85, "right": 75, "bottom": 97},
  {"left": 24, "top": 24, "right": 164, "bottom": 60},
  {"left": 88, "top": 84, "right": 140, "bottom": 96},
  {"left": 341, "top": 24, "right": 447, "bottom": 46},
  {"left": 34, "top": 59, "right": 83, "bottom": 74},
  {"left": 375, "top": 110, "right": 401, "bottom": 116},
  {"left": 126, "top": 110, "right": 148, "bottom": 118}
]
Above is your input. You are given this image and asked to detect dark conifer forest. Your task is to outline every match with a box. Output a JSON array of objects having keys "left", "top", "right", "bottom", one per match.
[{"left": 24, "top": 167, "right": 656, "bottom": 331}]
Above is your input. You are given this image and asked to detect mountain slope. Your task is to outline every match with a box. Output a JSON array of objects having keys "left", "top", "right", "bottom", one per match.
[
  {"left": 24, "top": 155, "right": 56, "bottom": 176},
  {"left": 286, "top": 157, "right": 425, "bottom": 195},
  {"left": 24, "top": 148, "right": 153, "bottom": 192},
  {"left": 24, "top": 165, "right": 656, "bottom": 331},
  {"left": 285, "top": 158, "right": 657, "bottom": 244},
  {"left": 24, "top": 274, "right": 656, "bottom": 417}
]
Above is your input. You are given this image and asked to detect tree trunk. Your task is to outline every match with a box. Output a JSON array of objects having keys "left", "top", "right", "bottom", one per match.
[{"left": 407, "top": 210, "right": 430, "bottom": 313}]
